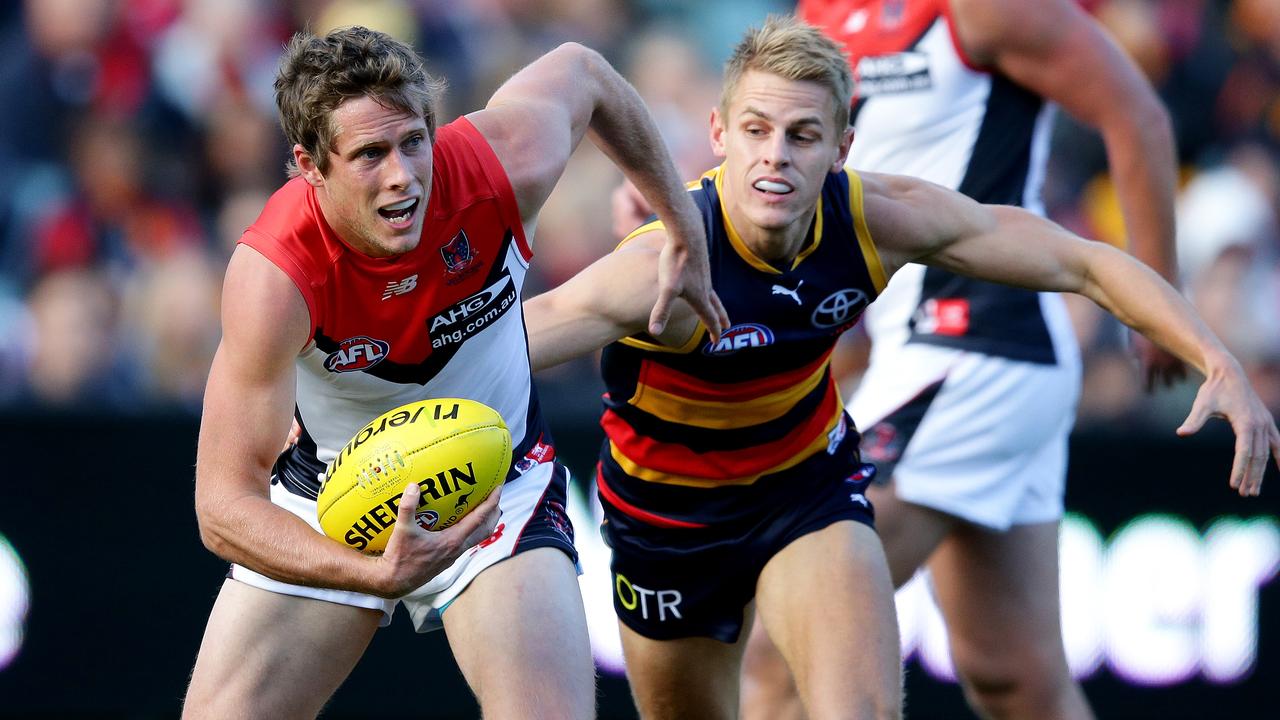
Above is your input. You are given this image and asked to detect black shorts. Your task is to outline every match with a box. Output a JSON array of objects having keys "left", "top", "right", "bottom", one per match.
[{"left": 600, "top": 463, "right": 876, "bottom": 643}]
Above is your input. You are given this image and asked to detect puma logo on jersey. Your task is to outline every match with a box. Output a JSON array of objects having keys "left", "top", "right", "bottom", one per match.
[
  {"left": 382, "top": 274, "right": 418, "bottom": 300},
  {"left": 771, "top": 280, "right": 804, "bottom": 306}
]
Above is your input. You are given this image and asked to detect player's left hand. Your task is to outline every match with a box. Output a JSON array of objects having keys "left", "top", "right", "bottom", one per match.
[
  {"left": 1132, "top": 332, "right": 1188, "bottom": 391},
  {"left": 651, "top": 206, "right": 729, "bottom": 342},
  {"left": 1176, "top": 359, "right": 1280, "bottom": 497}
]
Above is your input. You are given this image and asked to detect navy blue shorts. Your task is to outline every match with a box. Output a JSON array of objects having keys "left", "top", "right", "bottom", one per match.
[{"left": 600, "top": 464, "right": 876, "bottom": 643}]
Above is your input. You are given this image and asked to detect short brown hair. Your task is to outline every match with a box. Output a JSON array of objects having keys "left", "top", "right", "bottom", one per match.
[
  {"left": 721, "top": 15, "right": 853, "bottom": 130},
  {"left": 274, "top": 26, "right": 445, "bottom": 176}
]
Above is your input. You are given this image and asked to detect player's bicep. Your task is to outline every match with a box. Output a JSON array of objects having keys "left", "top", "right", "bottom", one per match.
[
  {"left": 468, "top": 44, "right": 598, "bottom": 221},
  {"left": 955, "top": 0, "right": 1154, "bottom": 128},
  {"left": 524, "top": 239, "right": 664, "bottom": 370},
  {"left": 196, "top": 246, "right": 309, "bottom": 506}
]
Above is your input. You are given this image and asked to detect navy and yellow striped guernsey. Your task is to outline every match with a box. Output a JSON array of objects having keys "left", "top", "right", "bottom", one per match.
[{"left": 596, "top": 165, "right": 887, "bottom": 528}]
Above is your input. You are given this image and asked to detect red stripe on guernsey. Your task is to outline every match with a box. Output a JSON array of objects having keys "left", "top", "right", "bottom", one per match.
[
  {"left": 604, "top": 379, "right": 841, "bottom": 480},
  {"left": 638, "top": 348, "right": 833, "bottom": 403},
  {"left": 799, "top": 0, "right": 945, "bottom": 60},
  {"left": 596, "top": 463, "right": 708, "bottom": 528}
]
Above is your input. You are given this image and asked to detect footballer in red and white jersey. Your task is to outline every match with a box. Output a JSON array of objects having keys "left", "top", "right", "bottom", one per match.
[{"left": 239, "top": 117, "right": 554, "bottom": 499}]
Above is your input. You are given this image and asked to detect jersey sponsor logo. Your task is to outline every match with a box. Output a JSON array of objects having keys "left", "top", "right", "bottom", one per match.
[
  {"left": 854, "top": 52, "right": 932, "bottom": 96},
  {"left": 702, "top": 323, "right": 775, "bottom": 355},
  {"left": 771, "top": 279, "right": 804, "bottom": 305},
  {"left": 811, "top": 289, "right": 868, "bottom": 329},
  {"left": 913, "top": 298, "right": 970, "bottom": 336},
  {"left": 429, "top": 273, "right": 517, "bottom": 349},
  {"left": 382, "top": 274, "right": 418, "bottom": 300},
  {"left": 861, "top": 424, "right": 902, "bottom": 465},
  {"left": 322, "top": 335, "right": 390, "bottom": 373},
  {"left": 615, "top": 572, "right": 683, "bottom": 622}
]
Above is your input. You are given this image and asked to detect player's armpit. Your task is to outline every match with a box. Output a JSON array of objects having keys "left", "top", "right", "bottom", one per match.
[{"left": 524, "top": 232, "right": 699, "bottom": 371}]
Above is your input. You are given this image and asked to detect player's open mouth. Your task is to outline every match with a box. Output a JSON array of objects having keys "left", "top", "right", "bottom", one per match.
[
  {"left": 378, "top": 198, "right": 419, "bottom": 225},
  {"left": 753, "top": 178, "right": 794, "bottom": 195}
]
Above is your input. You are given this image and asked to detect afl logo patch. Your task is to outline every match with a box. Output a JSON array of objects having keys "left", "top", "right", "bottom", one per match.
[
  {"left": 812, "top": 289, "right": 868, "bottom": 329},
  {"left": 323, "top": 336, "right": 390, "bottom": 373},
  {"left": 703, "top": 323, "right": 775, "bottom": 355}
]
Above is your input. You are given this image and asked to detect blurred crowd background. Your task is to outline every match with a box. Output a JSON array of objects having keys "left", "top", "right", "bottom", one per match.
[{"left": 0, "top": 0, "right": 1277, "bottom": 432}]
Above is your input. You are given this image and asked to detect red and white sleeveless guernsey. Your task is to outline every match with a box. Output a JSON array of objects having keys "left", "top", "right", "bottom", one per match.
[{"left": 239, "top": 118, "right": 554, "bottom": 499}]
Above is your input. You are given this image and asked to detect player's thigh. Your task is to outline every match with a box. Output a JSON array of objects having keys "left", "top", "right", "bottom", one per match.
[
  {"left": 184, "top": 578, "right": 382, "bottom": 720},
  {"left": 740, "top": 613, "right": 805, "bottom": 720},
  {"left": 866, "top": 481, "right": 956, "bottom": 588},
  {"left": 755, "top": 521, "right": 901, "bottom": 720},
  {"left": 442, "top": 547, "right": 594, "bottom": 720},
  {"left": 927, "top": 520, "right": 1071, "bottom": 679},
  {"left": 620, "top": 619, "right": 749, "bottom": 720}
]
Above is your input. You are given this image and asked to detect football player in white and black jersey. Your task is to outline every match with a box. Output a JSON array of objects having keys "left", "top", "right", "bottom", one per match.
[
  {"left": 529, "top": 15, "right": 1276, "bottom": 720},
  {"left": 740, "top": 2, "right": 1188, "bottom": 718},
  {"left": 183, "top": 27, "right": 727, "bottom": 720}
]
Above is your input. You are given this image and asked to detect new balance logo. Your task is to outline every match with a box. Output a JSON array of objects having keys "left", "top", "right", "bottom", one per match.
[
  {"left": 382, "top": 274, "right": 418, "bottom": 300},
  {"left": 772, "top": 280, "right": 803, "bottom": 306}
]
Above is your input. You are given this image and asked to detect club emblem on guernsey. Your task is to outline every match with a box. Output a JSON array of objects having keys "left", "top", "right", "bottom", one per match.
[
  {"left": 323, "top": 336, "right": 390, "bottom": 373},
  {"left": 440, "top": 230, "right": 476, "bottom": 273}
]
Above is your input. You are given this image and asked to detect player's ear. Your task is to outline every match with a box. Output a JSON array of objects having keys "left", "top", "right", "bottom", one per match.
[
  {"left": 709, "top": 106, "right": 727, "bottom": 159},
  {"left": 833, "top": 126, "right": 854, "bottom": 172},
  {"left": 294, "top": 144, "right": 326, "bottom": 187}
]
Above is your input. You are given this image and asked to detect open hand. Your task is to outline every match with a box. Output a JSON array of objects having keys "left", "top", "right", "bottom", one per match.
[{"left": 1176, "top": 362, "right": 1279, "bottom": 497}]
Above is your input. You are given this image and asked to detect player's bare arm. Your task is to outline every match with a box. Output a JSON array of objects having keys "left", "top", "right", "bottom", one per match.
[
  {"left": 954, "top": 0, "right": 1185, "bottom": 387},
  {"left": 525, "top": 230, "right": 699, "bottom": 372},
  {"left": 864, "top": 172, "right": 1279, "bottom": 496},
  {"left": 194, "top": 245, "right": 500, "bottom": 598},
  {"left": 467, "top": 42, "right": 728, "bottom": 339}
]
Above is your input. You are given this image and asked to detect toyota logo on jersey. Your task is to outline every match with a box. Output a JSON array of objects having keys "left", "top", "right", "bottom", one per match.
[
  {"left": 323, "top": 336, "right": 390, "bottom": 373},
  {"left": 811, "top": 289, "right": 868, "bottom": 329}
]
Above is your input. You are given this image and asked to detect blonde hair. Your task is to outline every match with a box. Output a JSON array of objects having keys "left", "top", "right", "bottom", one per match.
[
  {"left": 721, "top": 15, "right": 853, "bottom": 130},
  {"left": 275, "top": 26, "right": 445, "bottom": 177}
]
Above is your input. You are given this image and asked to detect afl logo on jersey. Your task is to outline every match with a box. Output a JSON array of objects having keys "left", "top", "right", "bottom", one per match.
[
  {"left": 703, "top": 323, "right": 775, "bottom": 356},
  {"left": 812, "top": 289, "right": 868, "bottom": 330},
  {"left": 323, "top": 336, "right": 390, "bottom": 373}
]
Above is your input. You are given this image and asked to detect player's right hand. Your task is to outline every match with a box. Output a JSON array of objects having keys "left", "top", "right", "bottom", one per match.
[
  {"left": 1176, "top": 359, "right": 1279, "bottom": 497},
  {"left": 372, "top": 482, "right": 503, "bottom": 598}
]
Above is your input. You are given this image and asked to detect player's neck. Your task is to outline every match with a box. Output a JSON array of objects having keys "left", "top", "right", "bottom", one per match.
[{"left": 731, "top": 207, "right": 816, "bottom": 270}]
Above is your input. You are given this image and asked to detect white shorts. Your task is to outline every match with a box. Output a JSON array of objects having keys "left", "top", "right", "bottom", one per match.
[
  {"left": 849, "top": 343, "right": 1081, "bottom": 531},
  {"left": 230, "top": 461, "right": 577, "bottom": 632}
]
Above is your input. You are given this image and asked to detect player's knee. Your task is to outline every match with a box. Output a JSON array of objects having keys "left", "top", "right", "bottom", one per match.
[{"left": 952, "top": 648, "right": 1074, "bottom": 718}]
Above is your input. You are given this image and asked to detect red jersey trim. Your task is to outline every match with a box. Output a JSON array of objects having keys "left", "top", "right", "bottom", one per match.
[
  {"left": 634, "top": 349, "right": 833, "bottom": 404},
  {"left": 939, "top": 1, "right": 986, "bottom": 72},
  {"left": 451, "top": 117, "right": 532, "bottom": 263},
  {"left": 602, "top": 379, "right": 842, "bottom": 482},
  {"left": 596, "top": 463, "right": 708, "bottom": 528}
]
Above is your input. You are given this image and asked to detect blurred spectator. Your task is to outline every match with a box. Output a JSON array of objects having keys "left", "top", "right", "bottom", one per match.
[{"left": 0, "top": 0, "right": 1273, "bottom": 422}]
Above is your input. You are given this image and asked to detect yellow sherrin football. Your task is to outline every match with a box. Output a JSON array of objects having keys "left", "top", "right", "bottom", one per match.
[{"left": 317, "top": 398, "right": 510, "bottom": 553}]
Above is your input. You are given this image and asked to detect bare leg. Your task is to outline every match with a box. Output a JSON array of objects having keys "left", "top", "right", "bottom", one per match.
[
  {"left": 755, "top": 521, "right": 901, "bottom": 720},
  {"left": 183, "top": 578, "right": 382, "bottom": 720},
  {"left": 619, "top": 617, "right": 749, "bottom": 720},
  {"left": 928, "top": 521, "right": 1094, "bottom": 720},
  {"left": 443, "top": 548, "right": 595, "bottom": 720},
  {"left": 740, "top": 482, "right": 954, "bottom": 719}
]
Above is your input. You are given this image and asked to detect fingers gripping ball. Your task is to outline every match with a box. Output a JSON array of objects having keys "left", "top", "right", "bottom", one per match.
[{"left": 317, "top": 398, "right": 511, "bottom": 552}]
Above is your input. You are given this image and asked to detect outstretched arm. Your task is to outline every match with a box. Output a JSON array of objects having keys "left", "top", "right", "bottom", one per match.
[
  {"left": 866, "top": 173, "right": 1278, "bottom": 496},
  {"left": 469, "top": 43, "right": 727, "bottom": 340},
  {"left": 953, "top": 0, "right": 1185, "bottom": 387},
  {"left": 194, "top": 246, "right": 500, "bottom": 598},
  {"left": 524, "top": 231, "right": 701, "bottom": 371}
]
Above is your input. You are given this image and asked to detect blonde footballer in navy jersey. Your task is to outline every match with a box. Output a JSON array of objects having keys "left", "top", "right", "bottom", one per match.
[{"left": 525, "top": 16, "right": 1277, "bottom": 720}]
